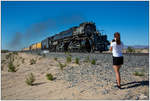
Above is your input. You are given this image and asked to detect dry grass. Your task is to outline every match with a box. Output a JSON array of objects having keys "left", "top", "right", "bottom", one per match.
[
  {"left": 30, "top": 59, "right": 36, "bottom": 65},
  {"left": 25, "top": 73, "right": 35, "bottom": 86}
]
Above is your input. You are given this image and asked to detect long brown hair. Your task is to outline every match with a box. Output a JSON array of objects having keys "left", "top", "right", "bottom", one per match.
[{"left": 114, "top": 32, "right": 121, "bottom": 45}]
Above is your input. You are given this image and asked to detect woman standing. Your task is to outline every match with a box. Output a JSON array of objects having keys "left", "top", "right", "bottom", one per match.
[{"left": 110, "top": 32, "right": 124, "bottom": 89}]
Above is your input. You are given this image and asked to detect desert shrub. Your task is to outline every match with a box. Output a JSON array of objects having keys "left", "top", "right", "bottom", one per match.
[
  {"left": 11, "top": 56, "right": 14, "bottom": 62},
  {"left": 37, "top": 53, "right": 41, "bottom": 55},
  {"left": 66, "top": 56, "right": 72, "bottom": 63},
  {"left": 25, "top": 73, "right": 35, "bottom": 86},
  {"left": 5, "top": 55, "right": 9, "bottom": 59},
  {"left": 6, "top": 53, "right": 12, "bottom": 59},
  {"left": 1, "top": 60, "right": 6, "bottom": 64},
  {"left": 75, "top": 57, "right": 79, "bottom": 64},
  {"left": 133, "top": 71, "right": 144, "bottom": 76},
  {"left": 58, "top": 62, "right": 66, "bottom": 70},
  {"left": 8, "top": 61, "right": 17, "bottom": 72},
  {"left": 39, "top": 57, "right": 42, "bottom": 60},
  {"left": 6, "top": 53, "right": 14, "bottom": 62},
  {"left": 91, "top": 59, "right": 96, "bottom": 65},
  {"left": 17, "top": 64, "right": 20, "bottom": 67},
  {"left": 22, "top": 58, "right": 25, "bottom": 63},
  {"left": 30, "top": 59, "right": 36, "bottom": 65},
  {"left": 13, "top": 51, "right": 18, "bottom": 55},
  {"left": 46, "top": 73, "right": 54, "bottom": 81},
  {"left": 19, "top": 57, "right": 22, "bottom": 60},
  {"left": 126, "top": 47, "right": 135, "bottom": 53},
  {"left": 1, "top": 50, "right": 9, "bottom": 53},
  {"left": 54, "top": 57, "right": 57, "bottom": 61}
]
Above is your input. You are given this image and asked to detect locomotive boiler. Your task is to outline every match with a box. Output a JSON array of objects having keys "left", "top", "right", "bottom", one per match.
[{"left": 41, "top": 22, "right": 110, "bottom": 52}]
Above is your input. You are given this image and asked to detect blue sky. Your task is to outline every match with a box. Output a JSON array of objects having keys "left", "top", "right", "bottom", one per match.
[{"left": 1, "top": 1, "right": 149, "bottom": 50}]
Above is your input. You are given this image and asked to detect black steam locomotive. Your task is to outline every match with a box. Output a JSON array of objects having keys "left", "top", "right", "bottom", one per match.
[{"left": 41, "top": 22, "right": 110, "bottom": 53}]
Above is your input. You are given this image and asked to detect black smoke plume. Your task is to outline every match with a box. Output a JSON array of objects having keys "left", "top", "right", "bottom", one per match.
[{"left": 8, "top": 12, "right": 86, "bottom": 51}]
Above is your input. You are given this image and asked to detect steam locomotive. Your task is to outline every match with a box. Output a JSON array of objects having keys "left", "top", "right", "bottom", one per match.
[{"left": 23, "top": 22, "right": 110, "bottom": 53}]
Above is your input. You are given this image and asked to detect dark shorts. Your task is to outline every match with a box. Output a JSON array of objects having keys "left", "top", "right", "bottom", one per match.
[{"left": 113, "top": 56, "right": 123, "bottom": 65}]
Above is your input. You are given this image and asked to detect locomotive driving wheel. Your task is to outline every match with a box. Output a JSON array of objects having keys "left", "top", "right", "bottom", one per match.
[{"left": 68, "top": 40, "right": 81, "bottom": 52}]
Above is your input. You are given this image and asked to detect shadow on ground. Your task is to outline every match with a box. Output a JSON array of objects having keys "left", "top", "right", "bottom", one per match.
[
  {"left": 33, "top": 82, "right": 46, "bottom": 86},
  {"left": 121, "top": 80, "right": 149, "bottom": 89}
]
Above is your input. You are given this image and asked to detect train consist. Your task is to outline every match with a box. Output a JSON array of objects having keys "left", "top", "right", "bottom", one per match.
[{"left": 22, "top": 22, "right": 110, "bottom": 53}]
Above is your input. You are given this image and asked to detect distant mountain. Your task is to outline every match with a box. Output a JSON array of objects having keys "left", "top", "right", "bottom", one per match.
[{"left": 124, "top": 45, "right": 149, "bottom": 49}]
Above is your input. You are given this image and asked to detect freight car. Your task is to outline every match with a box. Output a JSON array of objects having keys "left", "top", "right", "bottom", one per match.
[
  {"left": 41, "top": 22, "right": 110, "bottom": 52},
  {"left": 22, "top": 47, "right": 30, "bottom": 51}
]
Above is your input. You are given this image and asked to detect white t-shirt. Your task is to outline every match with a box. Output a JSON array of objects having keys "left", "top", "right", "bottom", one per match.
[{"left": 110, "top": 41, "right": 124, "bottom": 57}]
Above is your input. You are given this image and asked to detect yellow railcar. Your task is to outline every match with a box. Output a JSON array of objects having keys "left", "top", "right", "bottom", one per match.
[
  {"left": 30, "top": 44, "right": 37, "bottom": 50},
  {"left": 22, "top": 47, "right": 29, "bottom": 51},
  {"left": 36, "top": 42, "right": 42, "bottom": 49},
  {"left": 25, "top": 47, "right": 29, "bottom": 50}
]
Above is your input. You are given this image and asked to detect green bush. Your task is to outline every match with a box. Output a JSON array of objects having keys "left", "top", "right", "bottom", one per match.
[
  {"left": 8, "top": 61, "right": 17, "bottom": 72},
  {"left": 37, "top": 53, "right": 41, "bottom": 55},
  {"left": 58, "top": 62, "right": 66, "bottom": 70},
  {"left": 13, "top": 51, "right": 18, "bottom": 55},
  {"left": 133, "top": 71, "right": 144, "bottom": 76},
  {"left": 91, "top": 59, "right": 96, "bottom": 65},
  {"left": 127, "top": 47, "right": 135, "bottom": 53},
  {"left": 46, "top": 73, "right": 54, "bottom": 81},
  {"left": 25, "top": 73, "right": 35, "bottom": 86},
  {"left": 75, "top": 57, "right": 79, "bottom": 64},
  {"left": 54, "top": 57, "right": 57, "bottom": 61},
  {"left": 30, "top": 59, "right": 36, "bottom": 65},
  {"left": 1, "top": 50, "right": 9, "bottom": 53},
  {"left": 66, "top": 56, "right": 72, "bottom": 63}
]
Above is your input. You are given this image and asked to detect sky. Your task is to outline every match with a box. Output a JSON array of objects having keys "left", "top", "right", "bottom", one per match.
[{"left": 1, "top": 1, "right": 149, "bottom": 51}]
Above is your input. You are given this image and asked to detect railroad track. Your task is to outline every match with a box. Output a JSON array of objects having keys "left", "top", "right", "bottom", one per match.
[{"left": 21, "top": 50, "right": 149, "bottom": 56}]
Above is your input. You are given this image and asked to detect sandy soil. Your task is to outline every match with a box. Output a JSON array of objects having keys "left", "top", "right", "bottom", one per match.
[{"left": 1, "top": 52, "right": 149, "bottom": 100}]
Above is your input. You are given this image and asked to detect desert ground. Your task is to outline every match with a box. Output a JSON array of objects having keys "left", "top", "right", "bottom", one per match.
[{"left": 1, "top": 51, "right": 149, "bottom": 100}]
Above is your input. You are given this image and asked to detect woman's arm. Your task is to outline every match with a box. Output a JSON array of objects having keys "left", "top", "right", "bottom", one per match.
[
  {"left": 109, "top": 46, "right": 112, "bottom": 51},
  {"left": 109, "top": 41, "right": 113, "bottom": 51}
]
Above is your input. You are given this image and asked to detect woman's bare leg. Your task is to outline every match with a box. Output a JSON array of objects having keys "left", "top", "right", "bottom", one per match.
[{"left": 113, "top": 65, "right": 121, "bottom": 86}]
